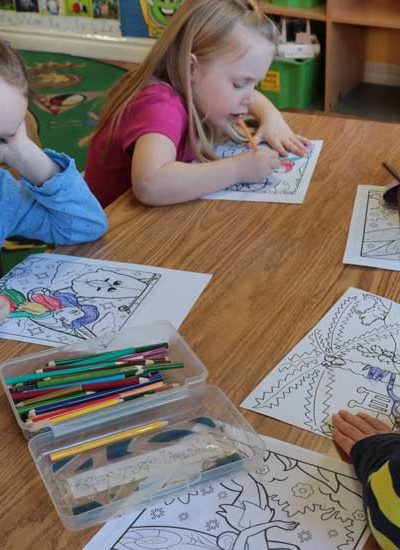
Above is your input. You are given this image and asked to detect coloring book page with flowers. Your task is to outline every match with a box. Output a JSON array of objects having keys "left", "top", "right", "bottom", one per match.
[
  {"left": 0, "top": 254, "right": 211, "bottom": 346},
  {"left": 85, "top": 435, "right": 369, "bottom": 550},
  {"left": 242, "top": 287, "right": 400, "bottom": 437},
  {"left": 344, "top": 185, "right": 400, "bottom": 271},
  {"left": 202, "top": 140, "right": 322, "bottom": 204}
]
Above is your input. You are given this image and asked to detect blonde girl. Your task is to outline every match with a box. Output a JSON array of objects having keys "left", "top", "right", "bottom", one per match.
[{"left": 86, "top": 0, "right": 310, "bottom": 207}]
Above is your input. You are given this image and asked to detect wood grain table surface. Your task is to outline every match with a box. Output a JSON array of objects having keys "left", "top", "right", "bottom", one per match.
[{"left": 1, "top": 112, "right": 397, "bottom": 549}]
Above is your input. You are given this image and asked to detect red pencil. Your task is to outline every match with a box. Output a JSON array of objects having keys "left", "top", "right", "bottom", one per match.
[{"left": 10, "top": 385, "right": 83, "bottom": 403}]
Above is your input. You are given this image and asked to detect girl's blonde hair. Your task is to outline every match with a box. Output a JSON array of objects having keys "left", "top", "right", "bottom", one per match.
[
  {"left": 0, "top": 39, "right": 28, "bottom": 97},
  {"left": 94, "top": 0, "right": 277, "bottom": 161}
]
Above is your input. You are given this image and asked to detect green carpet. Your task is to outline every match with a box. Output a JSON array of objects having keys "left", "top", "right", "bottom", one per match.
[{"left": 20, "top": 51, "right": 126, "bottom": 171}]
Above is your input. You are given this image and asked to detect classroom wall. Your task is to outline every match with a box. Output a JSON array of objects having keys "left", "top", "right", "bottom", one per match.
[{"left": 0, "top": 0, "right": 184, "bottom": 37}]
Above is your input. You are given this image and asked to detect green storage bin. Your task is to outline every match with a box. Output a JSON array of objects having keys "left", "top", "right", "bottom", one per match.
[
  {"left": 257, "top": 55, "right": 321, "bottom": 109},
  {"left": 268, "top": 0, "right": 324, "bottom": 8}
]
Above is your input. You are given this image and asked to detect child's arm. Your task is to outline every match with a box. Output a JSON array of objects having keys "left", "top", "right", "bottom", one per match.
[
  {"left": 332, "top": 410, "right": 400, "bottom": 548},
  {"left": 131, "top": 132, "right": 281, "bottom": 206},
  {"left": 0, "top": 147, "right": 108, "bottom": 246},
  {"left": 249, "top": 91, "right": 311, "bottom": 156},
  {"left": 0, "top": 121, "right": 60, "bottom": 185}
]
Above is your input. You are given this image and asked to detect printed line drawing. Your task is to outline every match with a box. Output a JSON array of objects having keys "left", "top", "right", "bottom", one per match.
[
  {"left": 344, "top": 185, "right": 400, "bottom": 271},
  {"left": 0, "top": 254, "right": 211, "bottom": 346},
  {"left": 84, "top": 436, "right": 369, "bottom": 550},
  {"left": 203, "top": 140, "right": 322, "bottom": 204},
  {"left": 242, "top": 288, "right": 400, "bottom": 437}
]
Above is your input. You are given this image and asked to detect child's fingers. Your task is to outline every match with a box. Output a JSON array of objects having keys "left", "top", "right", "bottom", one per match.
[
  {"left": 332, "top": 427, "right": 354, "bottom": 456},
  {"left": 268, "top": 137, "right": 289, "bottom": 157},
  {"left": 332, "top": 411, "right": 365, "bottom": 440},
  {"left": 295, "top": 133, "right": 312, "bottom": 147},
  {"left": 356, "top": 412, "right": 392, "bottom": 432}
]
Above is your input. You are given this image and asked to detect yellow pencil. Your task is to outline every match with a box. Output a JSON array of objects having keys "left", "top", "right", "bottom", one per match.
[
  {"left": 238, "top": 119, "right": 258, "bottom": 152},
  {"left": 49, "top": 420, "right": 168, "bottom": 462},
  {"left": 41, "top": 398, "right": 122, "bottom": 426}
]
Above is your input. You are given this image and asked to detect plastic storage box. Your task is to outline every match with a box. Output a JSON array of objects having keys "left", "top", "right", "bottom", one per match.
[
  {"left": 257, "top": 55, "right": 321, "bottom": 109},
  {"left": 0, "top": 321, "right": 265, "bottom": 530},
  {"left": 268, "top": 0, "right": 325, "bottom": 8}
]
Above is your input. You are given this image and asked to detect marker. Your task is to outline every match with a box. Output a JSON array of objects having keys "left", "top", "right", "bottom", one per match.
[
  {"left": 49, "top": 420, "right": 169, "bottom": 462},
  {"left": 238, "top": 119, "right": 258, "bottom": 152}
]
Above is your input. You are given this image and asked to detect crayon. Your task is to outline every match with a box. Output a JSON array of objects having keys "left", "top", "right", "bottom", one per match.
[{"left": 10, "top": 385, "right": 84, "bottom": 404}]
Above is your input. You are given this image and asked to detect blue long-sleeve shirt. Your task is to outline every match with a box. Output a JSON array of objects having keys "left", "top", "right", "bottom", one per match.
[{"left": 0, "top": 149, "right": 108, "bottom": 246}]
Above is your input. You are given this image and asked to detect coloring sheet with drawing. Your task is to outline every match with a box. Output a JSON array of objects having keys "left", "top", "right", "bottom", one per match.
[
  {"left": 203, "top": 140, "right": 323, "bottom": 204},
  {"left": 0, "top": 254, "right": 211, "bottom": 346},
  {"left": 344, "top": 185, "right": 400, "bottom": 271},
  {"left": 242, "top": 288, "right": 400, "bottom": 437},
  {"left": 84, "top": 435, "right": 369, "bottom": 550}
]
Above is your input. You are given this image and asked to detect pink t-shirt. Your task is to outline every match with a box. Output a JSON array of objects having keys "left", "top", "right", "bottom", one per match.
[{"left": 85, "top": 81, "right": 194, "bottom": 207}]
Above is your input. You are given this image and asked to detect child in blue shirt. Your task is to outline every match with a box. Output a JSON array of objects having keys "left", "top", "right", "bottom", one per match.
[{"left": 0, "top": 40, "right": 107, "bottom": 246}]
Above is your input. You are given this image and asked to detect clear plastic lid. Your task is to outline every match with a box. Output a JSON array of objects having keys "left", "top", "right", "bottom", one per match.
[{"left": 28, "top": 385, "right": 265, "bottom": 530}]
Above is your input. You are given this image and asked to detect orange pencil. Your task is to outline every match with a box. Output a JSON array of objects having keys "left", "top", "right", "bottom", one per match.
[{"left": 238, "top": 119, "right": 258, "bottom": 152}]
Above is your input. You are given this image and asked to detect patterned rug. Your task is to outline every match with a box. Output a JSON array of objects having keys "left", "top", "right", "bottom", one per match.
[{"left": 20, "top": 50, "right": 126, "bottom": 171}]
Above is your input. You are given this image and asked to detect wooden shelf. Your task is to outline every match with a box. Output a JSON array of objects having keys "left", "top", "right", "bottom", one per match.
[
  {"left": 260, "top": 2, "right": 327, "bottom": 21},
  {"left": 258, "top": 0, "right": 400, "bottom": 116},
  {"left": 331, "top": 0, "right": 400, "bottom": 30}
]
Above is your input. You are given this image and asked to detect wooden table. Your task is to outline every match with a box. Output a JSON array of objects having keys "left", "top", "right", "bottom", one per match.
[{"left": 1, "top": 113, "right": 397, "bottom": 549}]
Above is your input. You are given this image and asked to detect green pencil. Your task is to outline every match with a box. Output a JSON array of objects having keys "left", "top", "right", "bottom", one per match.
[
  {"left": 7, "top": 358, "right": 160, "bottom": 385},
  {"left": 37, "top": 362, "right": 184, "bottom": 388},
  {"left": 47, "top": 342, "right": 169, "bottom": 367}
]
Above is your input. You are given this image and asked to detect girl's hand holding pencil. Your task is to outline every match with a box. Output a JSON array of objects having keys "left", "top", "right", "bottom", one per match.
[{"left": 233, "top": 146, "right": 281, "bottom": 184}]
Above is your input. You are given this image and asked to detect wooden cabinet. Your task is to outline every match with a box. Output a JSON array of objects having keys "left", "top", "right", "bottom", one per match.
[{"left": 260, "top": 0, "right": 400, "bottom": 117}]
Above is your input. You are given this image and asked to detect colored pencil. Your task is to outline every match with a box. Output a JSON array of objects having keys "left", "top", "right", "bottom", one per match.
[
  {"left": 49, "top": 420, "right": 169, "bottom": 462},
  {"left": 36, "top": 362, "right": 184, "bottom": 388},
  {"left": 238, "top": 119, "right": 258, "bottom": 152},
  {"left": 39, "top": 355, "right": 168, "bottom": 373},
  {"left": 8, "top": 357, "right": 171, "bottom": 385},
  {"left": 16, "top": 392, "right": 92, "bottom": 415},
  {"left": 10, "top": 385, "right": 84, "bottom": 404},
  {"left": 28, "top": 376, "right": 163, "bottom": 416},
  {"left": 29, "top": 398, "right": 123, "bottom": 427},
  {"left": 30, "top": 380, "right": 168, "bottom": 422},
  {"left": 47, "top": 343, "right": 169, "bottom": 367}
]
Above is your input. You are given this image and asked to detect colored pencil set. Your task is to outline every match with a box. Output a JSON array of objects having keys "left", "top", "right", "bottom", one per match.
[{"left": 6, "top": 342, "right": 184, "bottom": 429}]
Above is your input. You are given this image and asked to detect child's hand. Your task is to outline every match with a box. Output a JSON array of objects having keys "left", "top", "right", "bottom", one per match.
[
  {"left": 332, "top": 410, "right": 395, "bottom": 456},
  {"left": 235, "top": 149, "right": 281, "bottom": 183},
  {"left": 254, "top": 111, "right": 311, "bottom": 157}
]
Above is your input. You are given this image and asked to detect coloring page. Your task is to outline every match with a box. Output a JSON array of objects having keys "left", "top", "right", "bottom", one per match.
[
  {"left": 0, "top": 254, "right": 211, "bottom": 346},
  {"left": 242, "top": 288, "right": 400, "bottom": 437},
  {"left": 344, "top": 185, "right": 400, "bottom": 271},
  {"left": 84, "top": 435, "right": 369, "bottom": 550},
  {"left": 203, "top": 140, "right": 322, "bottom": 204}
]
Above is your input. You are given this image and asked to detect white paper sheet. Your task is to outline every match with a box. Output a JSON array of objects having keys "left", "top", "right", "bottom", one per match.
[
  {"left": 0, "top": 254, "right": 211, "bottom": 346},
  {"left": 84, "top": 435, "right": 369, "bottom": 550},
  {"left": 203, "top": 140, "right": 323, "bottom": 203},
  {"left": 344, "top": 185, "right": 400, "bottom": 271},
  {"left": 242, "top": 287, "right": 400, "bottom": 437}
]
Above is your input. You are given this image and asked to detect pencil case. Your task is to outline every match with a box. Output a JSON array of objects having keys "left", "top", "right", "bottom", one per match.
[
  {"left": 0, "top": 321, "right": 265, "bottom": 530},
  {"left": 0, "top": 320, "right": 207, "bottom": 439}
]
